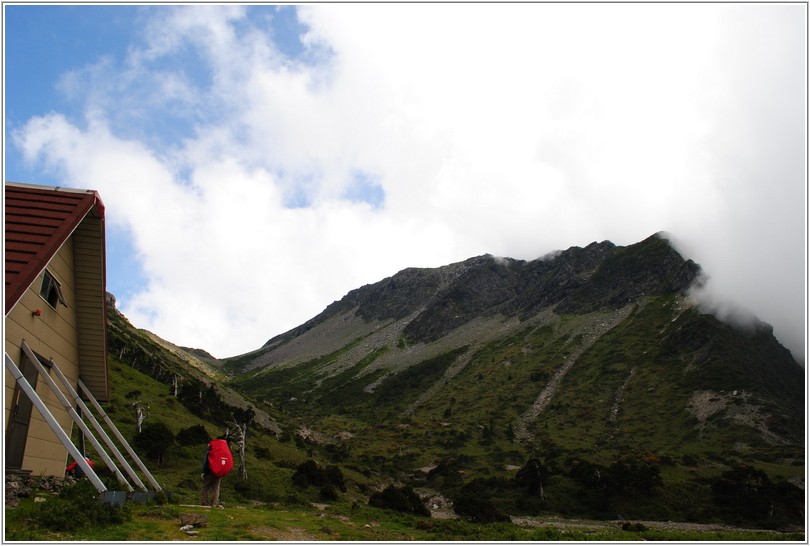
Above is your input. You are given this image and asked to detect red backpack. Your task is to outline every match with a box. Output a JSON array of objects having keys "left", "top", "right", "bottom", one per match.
[{"left": 207, "top": 439, "right": 233, "bottom": 478}]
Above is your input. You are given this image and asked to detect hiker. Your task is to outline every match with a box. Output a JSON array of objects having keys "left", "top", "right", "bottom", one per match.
[
  {"left": 66, "top": 455, "right": 94, "bottom": 478},
  {"left": 201, "top": 435, "right": 233, "bottom": 507}
]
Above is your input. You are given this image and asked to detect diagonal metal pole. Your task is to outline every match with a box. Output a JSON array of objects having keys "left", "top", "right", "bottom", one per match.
[
  {"left": 50, "top": 360, "right": 148, "bottom": 491},
  {"left": 4, "top": 352, "right": 107, "bottom": 493},
  {"left": 20, "top": 341, "right": 133, "bottom": 491},
  {"left": 78, "top": 378, "right": 162, "bottom": 492}
]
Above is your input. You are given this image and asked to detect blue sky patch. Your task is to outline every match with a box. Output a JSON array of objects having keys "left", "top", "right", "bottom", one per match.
[
  {"left": 343, "top": 171, "right": 385, "bottom": 209},
  {"left": 266, "top": 5, "right": 308, "bottom": 60}
]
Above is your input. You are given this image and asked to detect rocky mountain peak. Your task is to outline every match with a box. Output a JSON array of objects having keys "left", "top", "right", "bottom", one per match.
[{"left": 264, "top": 233, "right": 699, "bottom": 348}]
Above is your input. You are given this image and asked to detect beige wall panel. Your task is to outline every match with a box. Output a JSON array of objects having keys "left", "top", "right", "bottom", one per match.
[
  {"left": 5, "top": 369, "right": 16, "bottom": 422},
  {"left": 27, "top": 379, "right": 70, "bottom": 418},
  {"left": 3, "top": 363, "right": 72, "bottom": 476},
  {"left": 7, "top": 291, "right": 80, "bottom": 372},
  {"left": 15, "top": 278, "right": 81, "bottom": 366},
  {"left": 13, "top": 288, "right": 80, "bottom": 368},
  {"left": 23, "top": 436, "right": 69, "bottom": 476},
  {"left": 5, "top": 301, "right": 52, "bottom": 425},
  {"left": 22, "top": 408, "right": 73, "bottom": 477},
  {"left": 73, "top": 246, "right": 103, "bottom": 264},
  {"left": 5, "top": 315, "right": 29, "bottom": 360},
  {"left": 47, "top": 237, "right": 75, "bottom": 291},
  {"left": 5, "top": 245, "right": 84, "bottom": 476},
  {"left": 28, "top": 401, "right": 73, "bottom": 445}
]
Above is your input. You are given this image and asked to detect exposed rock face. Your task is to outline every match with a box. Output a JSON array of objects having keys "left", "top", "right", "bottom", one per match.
[
  {"left": 265, "top": 233, "right": 700, "bottom": 347},
  {"left": 552, "top": 234, "right": 701, "bottom": 314}
]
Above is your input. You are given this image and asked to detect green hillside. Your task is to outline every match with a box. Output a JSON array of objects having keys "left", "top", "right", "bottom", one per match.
[
  {"left": 221, "top": 235, "right": 803, "bottom": 530},
  {"left": 6, "top": 344, "right": 803, "bottom": 541}
]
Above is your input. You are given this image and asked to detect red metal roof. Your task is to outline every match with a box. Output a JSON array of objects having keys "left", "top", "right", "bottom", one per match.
[{"left": 5, "top": 183, "right": 106, "bottom": 314}]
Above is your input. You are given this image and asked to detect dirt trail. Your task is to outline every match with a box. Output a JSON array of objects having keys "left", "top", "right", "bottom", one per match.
[{"left": 511, "top": 515, "right": 800, "bottom": 536}]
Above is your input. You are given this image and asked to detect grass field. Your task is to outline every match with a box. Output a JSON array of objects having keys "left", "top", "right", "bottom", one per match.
[{"left": 5, "top": 490, "right": 804, "bottom": 542}]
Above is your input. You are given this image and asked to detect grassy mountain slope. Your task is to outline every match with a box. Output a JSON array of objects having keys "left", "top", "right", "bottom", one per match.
[
  {"left": 6, "top": 233, "right": 805, "bottom": 540},
  {"left": 220, "top": 233, "right": 803, "bottom": 527},
  {"left": 226, "top": 235, "right": 801, "bottom": 451}
]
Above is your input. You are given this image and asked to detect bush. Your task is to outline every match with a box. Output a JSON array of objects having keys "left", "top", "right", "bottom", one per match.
[
  {"left": 254, "top": 446, "right": 272, "bottom": 460},
  {"left": 291, "top": 460, "right": 346, "bottom": 493},
  {"left": 132, "top": 422, "right": 175, "bottom": 465},
  {"left": 25, "top": 480, "right": 131, "bottom": 531},
  {"left": 368, "top": 485, "right": 430, "bottom": 516},
  {"left": 681, "top": 454, "right": 699, "bottom": 466},
  {"left": 515, "top": 458, "right": 548, "bottom": 497},
  {"left": 453, "top": 496, "right": 510, "bottom": 523},
  {"left": 451, "top": 477, "right": 513, "bottom": 522},
  {"left": 153, "top": 490, "right": 180, "bottom": 505},
  {"left": 608, "top": 457, "right": 663, "bottom": 497},
  {"left": 426, "top": 456, "right": 467, "bottom": 488},
  {"left": 292, "top": 460, "right": 323, "bottom": 488},
  {"left": 710, "top": 464, "right": 785, "bottom": 526},
  {"left": 28, "top": 499, "right": 87, "bottom": 531},
  {"left": 320, "top": 484, "right": 340, "bottom": 501},
  {"left": 176, "top": 425, "right": 210, "bottom": 446},
  {"left": 325, "top": 465, "right": 347, "bottom": 492}
]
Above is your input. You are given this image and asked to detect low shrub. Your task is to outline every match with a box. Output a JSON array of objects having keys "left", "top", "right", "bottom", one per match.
[
  {"left": 24, "top": 480, "right": 131, "bottom": 532},
  {"left": 176, "top": 424, "right": 210, "bottom": 446},
  {"left": 291, "top": 460, "right": 346, "bottom": 492},
  {"left": 453, "top": 496, "right": 510, "bottom": 523},
  {"left": 132, "top": 422, "right": 175, "bottom": 465},
  {"left": 27, "top": 499, "right": 87, "bottom": 531},
  {"left": 254, "top": 446, "right": 272, "bottom": 460},
  {"left": 368, "top": 485, "right": 430, "bottom": 516},
  {"left": 320, "top": 484, "right": 340, "bottom": 501}
]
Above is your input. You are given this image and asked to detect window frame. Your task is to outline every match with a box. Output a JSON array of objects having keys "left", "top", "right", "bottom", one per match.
[{"left": 39, "top": 270, "right": 68, "bottom": 309}]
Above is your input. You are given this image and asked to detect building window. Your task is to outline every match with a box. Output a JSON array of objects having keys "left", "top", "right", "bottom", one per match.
[{"left": 39, "top": 270, "right": 67, "bottom": 309}]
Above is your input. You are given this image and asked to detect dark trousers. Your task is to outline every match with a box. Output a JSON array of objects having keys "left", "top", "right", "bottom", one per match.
[{"left": 201, "top": 472, "right": 222, "bottom": 506}]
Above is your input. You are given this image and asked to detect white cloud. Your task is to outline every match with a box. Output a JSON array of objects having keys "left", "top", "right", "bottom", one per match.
[{"left": 13, "top": 4, "right": 806, "bottom": 359}]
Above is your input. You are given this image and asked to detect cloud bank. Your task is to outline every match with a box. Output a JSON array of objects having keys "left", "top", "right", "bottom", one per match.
[{"left": 13, "top": 4, "right": 806, "bottom": 360}]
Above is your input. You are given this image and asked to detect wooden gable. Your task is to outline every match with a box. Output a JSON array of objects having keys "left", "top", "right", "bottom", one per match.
[{"left": 5, "top": 182, "right": 109, "bottom": 400}]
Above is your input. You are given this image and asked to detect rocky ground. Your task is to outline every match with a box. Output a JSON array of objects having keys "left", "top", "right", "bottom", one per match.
[{"left": 5, "top": 473, "right": 79, "bottom": 508}]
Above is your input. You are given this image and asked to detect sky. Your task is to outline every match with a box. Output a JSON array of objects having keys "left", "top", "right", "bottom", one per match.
[{"left": 4, "top": 3, "right": 806, "bottom": 361}]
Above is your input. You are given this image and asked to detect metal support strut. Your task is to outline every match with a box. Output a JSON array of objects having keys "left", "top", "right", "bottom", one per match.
[
  {"left": 5, "top": 341, "right": 162, "bottom": 497},
  {"left": 4, "top": 352, "right": 106, "bottom": 493}
]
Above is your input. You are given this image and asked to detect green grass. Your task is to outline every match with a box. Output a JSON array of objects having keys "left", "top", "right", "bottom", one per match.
[
  {"left": 6, "top": 491, "right": 803, "bottom": 542},
  {"left": 6, "top": 501, "right": 804, "bottom": 542}
]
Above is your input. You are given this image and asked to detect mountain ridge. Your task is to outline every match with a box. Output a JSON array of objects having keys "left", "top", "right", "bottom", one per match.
[
  {"left": 225, "top": 232, "right": 801, "bottom": 452},
  {"left": 260, "top": 233, "right": 700, "bottom": 350}
]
